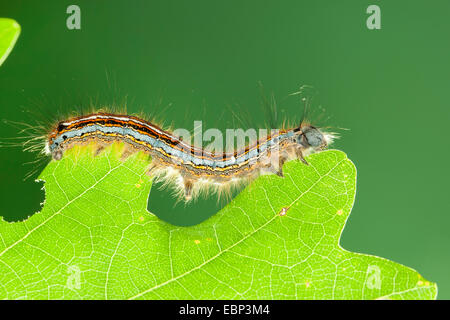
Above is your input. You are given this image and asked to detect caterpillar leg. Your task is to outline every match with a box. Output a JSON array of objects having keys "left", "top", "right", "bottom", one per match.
[
  {"left": 183, "top": 178, "right": 194, "bottom": 201},
  {"left": 94, "top": 144, "right": 106, "bottom": 157},
  {"left": 146, "top": 160, "right": 160, "bottom": 177},
  {"left": 296, "top": 148, "right": 309, "bottom": 165},
  {"left": 120, "top": 145, "right": 137, "bottom": 161},
  {"left": 275, "top": 155, "right": 287, "bottom": 177},
  {"left": 52, "top": 150, "right": 63, "bottom": 161},
  {"left": 266, "top": 153, "right": 286, "bottom": 177}
]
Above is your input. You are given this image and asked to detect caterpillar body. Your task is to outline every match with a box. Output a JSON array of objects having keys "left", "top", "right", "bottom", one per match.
[{"left": 45, "top": 113, "right": 335, "bottom": 201}]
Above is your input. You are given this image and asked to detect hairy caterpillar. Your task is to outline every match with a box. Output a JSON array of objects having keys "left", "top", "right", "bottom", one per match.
[{"left": 45, "top": 112, "right": 335, "bottom": 201}]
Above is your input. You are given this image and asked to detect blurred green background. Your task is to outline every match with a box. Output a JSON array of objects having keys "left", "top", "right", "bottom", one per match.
[{"left": 1, "top": 0, "right": 449, "bottom": 298}]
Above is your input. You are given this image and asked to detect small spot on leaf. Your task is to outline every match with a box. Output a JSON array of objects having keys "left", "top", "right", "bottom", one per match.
[{"left": 279, "top": 207, "right": 289, "bottom": 216}]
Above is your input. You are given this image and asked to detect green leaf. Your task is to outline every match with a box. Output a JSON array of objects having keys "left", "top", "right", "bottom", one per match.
[
  {"left": 0, "top": 144, "right": 437, "bottom": 299},
  {"left": 0, "top": 18, "right": 20, "bottom": 67}
]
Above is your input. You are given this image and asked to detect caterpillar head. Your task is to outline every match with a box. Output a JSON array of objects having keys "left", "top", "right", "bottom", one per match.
[{"left": 295, "top": 125, "right": 335, "bottom": 151}]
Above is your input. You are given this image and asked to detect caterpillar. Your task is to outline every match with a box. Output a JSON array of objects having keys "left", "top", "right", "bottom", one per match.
[{"left": 45, "top": 112, "right": 335, "bottom": 201}]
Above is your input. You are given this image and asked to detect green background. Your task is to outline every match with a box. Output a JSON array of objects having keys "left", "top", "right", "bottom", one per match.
[{"left": 0, "top": 0, "right": 449, "bottom": 298}]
